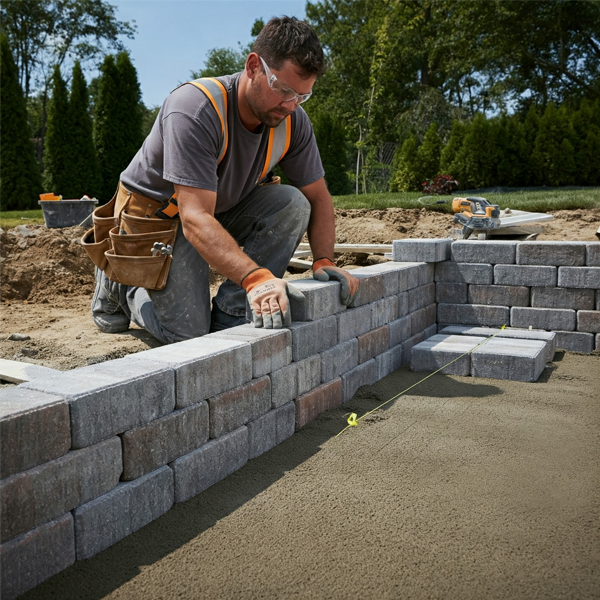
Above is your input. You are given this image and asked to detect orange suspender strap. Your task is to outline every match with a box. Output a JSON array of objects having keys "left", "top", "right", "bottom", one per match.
[{"left": 257, "top": 115, "right": 292, "bottom": 183}]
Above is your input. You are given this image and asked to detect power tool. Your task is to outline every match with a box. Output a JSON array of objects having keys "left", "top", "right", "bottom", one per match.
[{"left": 452, "top": 196, "right": 501, "bottom": 239}]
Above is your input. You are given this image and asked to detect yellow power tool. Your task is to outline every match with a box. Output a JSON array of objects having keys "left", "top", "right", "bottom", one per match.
[{"left": 452, "top": 196, "right": 501, "bottom": 239}]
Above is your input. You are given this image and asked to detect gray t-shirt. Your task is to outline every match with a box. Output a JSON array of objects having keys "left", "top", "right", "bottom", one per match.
[{"left": 121, "top": 72, "right": 325, "bottom": 213}]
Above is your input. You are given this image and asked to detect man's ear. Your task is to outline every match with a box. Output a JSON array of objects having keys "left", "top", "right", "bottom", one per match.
[{"left": 245, "top": 53, "right": 260, "bottom": 79}]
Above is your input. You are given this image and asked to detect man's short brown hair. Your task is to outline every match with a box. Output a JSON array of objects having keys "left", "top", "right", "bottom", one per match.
[{"left": 252, "top": 16, "right": 326, "bottom": 78}]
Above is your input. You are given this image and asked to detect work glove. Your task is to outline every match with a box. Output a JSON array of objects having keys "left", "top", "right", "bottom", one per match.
[
  {"left": 242, "top": 267, "right": 305, "bottom": 329},
  {"left": 312, "top": 257, "right": 359, "bottom": 306}
]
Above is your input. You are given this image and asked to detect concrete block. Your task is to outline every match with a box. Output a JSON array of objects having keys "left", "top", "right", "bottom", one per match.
[
  {"left": 295, "top": 378, "right": 342, "bottom": 429},
  {"left": 206, "top": 325, "right": 291, "bottom": 378},
  {"left": 435, "top": 262, "right": 493, "bottom": 284},
  {"left": 388, "top": 315, "right": 412, "bottom": 347},
  {"left": 511, "top": 306, "right": 576, "bottom": 331},
  {"left": 397, "top": 291, "right": 409, "bottom": 316},
  {"left": 577, "top": 310, "right": 600, "bottom": 333},
  {"left": 132, "top": 337, "right": 252, "bottom": 409},
  {"left": 0, "top": 360, "right": 58, "bottom": 385},
  {"left": 0, "top": 437, "right": 121, "bottom": 543},
  {"left": 287, "top": 278, "right": 346, "bottom": 321},
  {"left": 471, "top": 338, "right": 547, "bottom": 382},
  {"left": 411, "top": 334, "right": 486, "bottom": 376},
  {"left": 494, "top": 264, "right": 557, "bottom": 287},
  {"left": 424, "top": 324, "right": 438, "bottom": 339},
  {"left": 468, "top": 284, "right": 529, "bottom": 307},
  {"left": 408, "top": 282, "right": 436, "bottom": 313},
  {"left": 398, "top": 264, "right": 421, "bottom": 291},
  {"left": 436, "top": 282, "right": 467, "bottom": 304},
  {"left": 288, "top": 316, "right": 338, "bottom": 361},
  {"left": 269, "top": 355, "right": 320, "bottom": 408},
  {"left": 400, "top": 331, "right": 427, "bottom": 365},
  {"left": 73, "top": 466, "right": 173, "bottom": 560},
  {"left": 121, "top": 402, "right": 209, "bottom": 481},
  {"left": 516, "top": 241, "right": 586, "bottom": 266},
  {"left": 437, "top": 303, "right": 509, "bottom": 327},
  {"left": 418, "top": 263, "right": 435, "bottom": 286},
  {"left": 371, "top": 295, "right": 398, "bottom": 328},
  {"left": 341, "top": 360, "right": 377, "bottom": 403},
  {"left": 337, "top": 304, "right": 372, "bottom": 343},
  {"left": 358, "top": 326, "right": 390, "bottom": 363},
  {"left": 531, "top": 287, "right": 595, "bottom": 310},
  {"left": 392, "top": 238, "right": 452, "bottom": 262},
  {"left": 0, "top": 388, "right": 70, "bottom": 479},
  {"left": 439, "top": 325, "right": 556, "bottom": 363},
  {"left": 353, "top": 262, "right": 401, "bottom": 296},
  {"left": 296, "top": 355, "right": 322, "bottom": 396},
  {"left": 597, "top": 291, "right": 600, "bottom": 311},
  {"left": 586, "top": 243, "right": 600, "bottom": 266},
  {"left": 209, "top": 376, "right": 271, "bottom": 439},
  {"left": 596, "top": 333, "right": 600, "bottom": 351},
  {"left": 0, "top": 513, "right": 75, "bottom": 600},
  {"left": 554, "top": 331, "right": 595, "bottom": 353},
  {"left": 410, "top": 304, "right": 437, "bottom": 336},
  {"left": 558, "top": 266, "right": 600, "bottom": 289},
  {"left": 375, "top": 345, "right": 403, "bottom": 380},
  {"left": 247, "top": 402, "right": 295, "bottom": 459},
  {"left": 23, "top": 358, "right": 176, "bottom": 448},
  {"left": 347, "top": 271, "right": 384, "bottom": 307},
  {"left": 451, "top": 240, "right": 517, "bottom": 264},
  {"left": 171, "top": 426, "right": 248, "bottom": 503},
  {"left": 320, "top": 339, "right": 359, "bottom": 383}
]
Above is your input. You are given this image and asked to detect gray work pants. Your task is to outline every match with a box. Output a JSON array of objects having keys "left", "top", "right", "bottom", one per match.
[{"left": 121, "top": 184, "right": 311, "bottom": 344}]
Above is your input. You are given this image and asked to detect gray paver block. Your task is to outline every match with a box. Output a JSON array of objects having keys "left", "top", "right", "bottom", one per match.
[
  {"left": 388, "top": 315, "right": 411, "bottom": 347},
  {"left": 132, "top": 337, "right": 252, "bottom": 408},
  {"left": 121, "top": 402, "right": 209, "bottom": 481},
  {"left": 341, "top": 359, "right": 377, "bottom": 403},
  {"left": 392, "top": 238, "right": 452, "bottom": 262},
  {"left": 320, "top": 339, "right": 359, "bottom": 383},
  {"left": 408, "top": 282, "right": 436, "bottom": 313},
  {"left": 558, "top": 266, "right": 600, "bottom": 289},
  {"left": 577, "top": 310, "right": 600, "bottom": 333},
  {"left": 494, "top": 264, "right": 557, "bottom": 287},
  {"left": 0, "top": 513, "right": 75, "bottom": 600},
  {"left": 0, "top": 437, "right": 121, "bottom": 543},
  {"left": 516, "top": 241, "right": 586, "bottom": 266},
  {"left": 347, "top": 271, "right": 384, "bottom": 307},
  {"left": 451, "top": 240, "right": 517, "bottom": 264},
  {"left": 171, "top": 426, "right": 248, "bottom": 503},
  {"left": 337, "top": 304, "right": 372, "bottom": 343},
  {"left": 418, "top": 263, "right": 435, "bottom": 286},
  {"left": 206, "top": 326, "right": 291, "bottom": 378},
  {"left": 358, "top": 326, "right": 390, "bottom": 363},
  {"left": 400, "top": 331, "right": 427, "bottom": 365},
  {"left": 247, "top": 402, "right": 295, "bottom": 459},
  {"left": 511, "top": 306, "right": 576, "bottom": 331},
  {"left": 586, "top": 243, "right": 600, "bottom": 266},
  {"left": 554, "top": 331, "right": 595, "bottom": 353},
  {"left": 209, "top": 376, "right": 271, "bottom": 439},
  {"left": 73, "top": 466, "right": 173, "bottom": 560},
  {"left": 410, "top": 304, "right": 437, "bottom": 336},
  {"left": 295, "top": 378, "right": 342, "bottom": 429},
  {"left": 296, "top": 355, "right": 322, "bottom": 396},
  {"left": 436, "top": 282, "right": 467, "bottom": 304},
  {"left": 471, "top": 337, "right": 548, "bottom": 382},
  {"left": 468, "top": 284, "right": 530, "bottom": 307},
  {"left": 269, "top": 355, "right": 320, "bottom": 408},
  {"left": 0, "top": 360, "right": 59, "bottom": 385},
  {"left": 351, "top": 262, "right": 402, "bottom": 296},
  {"left": 22, "top": 358, "right": 176, "bottom": 448},
  {"left": 376, "top": 345, "right": 403, "bottom": 380},
  {"left": 531, "top": 287, "right": 594, "bottom": 310},
  {"left": 398, "top": 264, "right": 421, "bottom": 291},
  {"left": 424, "top": 324, "right": 438, "bottom": 339},
  {"left": 410, "top": 334, "right": 487, "bottom": 376},
  {"left": 0, "top": 388, "right": 70, "bottom": 479},
  {"left": 288, "top": 315, "right": 338, "bottom": 361},
  {"left": 437, "top": 303, "right": 509, "bottom": 327},
  {"left": 397, "top": 291, "right": 409, "bottom": 316},
  {"left": 287, "top": 278, "right": 346, "bottom": 321},
  {"left": 371, "top": 295, "right": 399, "bottom": 328},
  {"left": 596, "top": 333, "right": 600, "bottom": 351},
  {"left": 597, "top": 291, "right": 600, "bottom": 311},
  {"left": 435, "top": 262, "right": 493, "bottom": 284}
]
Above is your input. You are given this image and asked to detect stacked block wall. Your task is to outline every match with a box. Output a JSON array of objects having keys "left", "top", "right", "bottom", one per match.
[{"left": 0, "top": 261, "right": 436, "bottom": 599}]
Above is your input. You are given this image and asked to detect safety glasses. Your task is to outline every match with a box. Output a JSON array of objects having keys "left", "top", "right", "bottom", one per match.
[{"left": 259, "top": 56, "right": 312, "bottom": 105}]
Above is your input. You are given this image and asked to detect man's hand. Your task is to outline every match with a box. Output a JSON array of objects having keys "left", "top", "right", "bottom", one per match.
[
  {"left": 242, "top": 268, "right": 305, "bottom": 328},
  {"left": 312, "top": 258, "right": 359, "bottom": 306}
]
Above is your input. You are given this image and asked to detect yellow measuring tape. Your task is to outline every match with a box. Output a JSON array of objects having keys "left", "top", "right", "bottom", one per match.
[{"left": 335, "top": 325, "right": 506, "bottom": 439}]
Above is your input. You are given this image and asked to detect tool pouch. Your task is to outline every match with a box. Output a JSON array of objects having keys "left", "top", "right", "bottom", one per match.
[{"left": 81, "top": 183, "right": 179, "bottom": 290}]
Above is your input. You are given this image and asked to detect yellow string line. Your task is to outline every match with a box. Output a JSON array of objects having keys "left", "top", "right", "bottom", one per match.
[{"left": 335, "top": 325, "right": 507, "bottom": 439}]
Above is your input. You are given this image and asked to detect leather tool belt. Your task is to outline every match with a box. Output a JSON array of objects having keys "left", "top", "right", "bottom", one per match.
[{"left": 81, "top": 182, "right": 179, "bottom": 290}]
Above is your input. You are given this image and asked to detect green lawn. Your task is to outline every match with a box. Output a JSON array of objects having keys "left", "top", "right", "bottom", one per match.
[{"left": 0, "top": 209, "right": 45, "bottom": 229}]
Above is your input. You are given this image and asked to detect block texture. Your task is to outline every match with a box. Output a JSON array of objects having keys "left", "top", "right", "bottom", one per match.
[
  {"left": 320, "top": 339, "right": 359, "bottom": 383},
  {"left": 411, "top": 334, "right": 486, "bottom": 376},
  {"left": 577, "top": 310, "right": 600, "bottom": 333},
  {"left": 289, "top": 316, "right": 338, "bottom": 361},
  {"left": 468, "top": 285, "right": 529, "bottom": 307},
  {"left": 295, "top": 379, "right": 342, "bottom": 429},
  {"left": 270, "top": 355, "right": 320, "bottom": 408},
  {"left": 437, "top": 303, "right": 509, "bottom": 327},
  {"left": 393, "top": 238, "right": 452, "bottom": 262},
  {"left": 337, "top": 304, "right": 372, "bottom": 343},
  {"left": 398, "top": 264, "right": 421, "bottom": 291},
  {"left": 417, "top": 263, "right": 435, "bottom": 286},
  {"left": 356, "top": 262, "right": 403, "bottom": 296},
  {"left": 348, "top": 272, "right": 384, "bottom": 307},
  {"left": 371, "top": 296, "right": 399, "bottom": 328},
  {"left": 531, "top": 287, "right": 595, "bottom": 310},
  {"left": 511, "top": 307, "right": 576, "bottom": 331},
  {"left": 401, "top": 331, "right": 427, "bottom": 365},
  {"left": 586, "top": 243, "right": 600, "bottom": 266},
  {"left": 451, "top": 240, "right": 517, "bottom": 264},
  {"left": 341, "top": 360, "right": 377, "bottom": 402},
  {"left": 375, "top": 345, "right": 403, "bottom": 380},
  {"left": 247, "top": 402, "right": 295, "bottom": 459},
  {"left": 558, "top": 267, "right": 600, "bottom": 289},
  {"left": 435, "top": 262, "right": 493, "bottom": 284},
  {"left": 408, "top": 283, "right": 436, "bottom": 313},
  {"left": 516, "top": 241, "right": 586, "bottom": 266},
  {"left": 388, "top": 315, "right": 411, "bottom": 347},
  {"left": 410, "top": 304, "right": 437, "bottom": 336},
  {"left": 436, "top": 282, "right": 467, "bottom": 304},
  {"left": 358, "top": 326, "right": 390, "bottom": 363},
  {"left": 494, "top": 264, "right": 557, "bottom": 287},
  {"left": 288, "top": 278, "right": 346, "bottom": 321},
  {"left": 554, "top": 331, "right": 595, "bottom": 353}
]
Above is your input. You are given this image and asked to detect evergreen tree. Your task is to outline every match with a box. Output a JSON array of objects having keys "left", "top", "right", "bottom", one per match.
[
  {"left": 523, "top": 105, "right": 541, "bottom": 185},
  {"left": 494, "top": 116, "right": 528, "bottom": 187},
  {"left": 43, "top": 64, "right": 71, "bottom": 195},
  {"left": 389, "top": 136, "right": 422, "bottom": 192},
  {"left": 571, "top": 99, "right": 600, "bottom": 185},
  {"left": 65, "top": 61, "right": 101, "bottom": 198},
  {"left": 440, "top": 120, "right": 466, "bottom": 177},
  {"left": 115, "top": 51, "right": 144, "bottom": 165},
  {"left": 0, "top": 33, "right": 42, "bottom": 210},
  {"left": 417, "top": 122, "right": 442, "bottom": 181},
  {"left": 312, "top": 112, "right": 351, "bottom": 195}
]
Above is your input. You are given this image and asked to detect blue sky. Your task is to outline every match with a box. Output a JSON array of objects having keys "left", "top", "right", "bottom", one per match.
[{"left": 111, "top": 0, "right": 307, "bottom": 107}]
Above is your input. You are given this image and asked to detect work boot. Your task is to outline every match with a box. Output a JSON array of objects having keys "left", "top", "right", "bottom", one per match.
[{"left": 91, "top": 267, "right": 130, "bottom": 333}]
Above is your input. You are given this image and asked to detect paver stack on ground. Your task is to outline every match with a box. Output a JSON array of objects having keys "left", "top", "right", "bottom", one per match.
[{"left": 1, "top": 238, "right": 599, "bottom": 598}]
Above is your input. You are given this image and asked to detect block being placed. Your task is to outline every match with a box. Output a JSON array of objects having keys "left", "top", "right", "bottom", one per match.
[
  {"left": 337, "top": 304, "right": 372, "bottom": 343},
  {"left": 410, "top": 304, "right": 437, "bottom": 336},
  {"left": 121, "top": 402, "right": 209, "bottom": 481},
  {"left": 320, "top": 339, "right": 359, "bottom": 383},
  {"left": 171, "top": 426, "right": 248, "bottom": 503},
  {"left": 436, "top": 282, "right": 467, "bottom": 304},
  {"left": 295, "top": 378, "right": 342, "bottom": 429},
  {"left": 388, "top": 315, "right": 411, "bottom": 347},
  {"left": 558, "top": 266, "right": 600, "bottom": 289},
  {"left": 471, "top": 337, "right": 548, "bottom": 381},
  {"left": 494, "top": 264, "right": 557, "bottom": 287},
  {"left": 341, "top": 359, "right": 377, "bottom": 403},
  {"left": 355, "top": 262, "right": 403, "bottom": 296},
  {"left": 371, "top": 295, "right": 399, "bottom": 328},
  {"left": 435, "top": 262, "right": 493, "bottom": 284},
  {"left": 468, "top": 284, "right": 529, "bottom": 307},
  {"left": 206, "top": 325, "right": 291, "bottom": 377},
  {"left": 516, "top": 241, "right": 586, "bottom": 266},
  {"left": 531, "top": 287, "right": 594, "bottom": 310},
  {"left": 358, "top": 325, "right": 389, "bottom": 363},
  {"left": 511, "top": 306, "right": 576, "bottom": 331},
  {"left": 288, "top": 316, "right": 338, "bottom": 361},
  {"left": 408, "top": 282, "right": 436, "bottom": 313},
  {"left": 376, "top": 345, "right": 403, "bottom": 380},
  {"left": 0, "top": 388, "right": 70, "bottom": 479},
  {"left": 247, "top": 402, "right": 295, "bottom": 459},
  {"left": 451, "top": 240, "right": 517, "bottom": 264},
  {"left": 269, "top": 355, "right": 321, "bottom": 408},
  {"left": 0, "top": 513, "right": 75, "bottom": 600},
  {"left": 73, "top": 466, "right": 173, "bottom": 560},
  {"left": 554, "top": 331, "right": 595, "bottom": 353},
  {"left": 410, "top": 334, "right": 486, "bottom": 376},
  {"left": 347, "top": 271, "right": 384, "bottom": 307},
  {"left": 437, "top": 303, "right": 509, "bottom": 327},
  {"left": 392, "top": 238, "right": 452, "bottom": 262},
  {"left": 586, "top": 243, "right": 600, "bottom": 266},
  {"left": 286, "top": 278, "right": 346, "bottom": 321},
  {"left": 577, "top": 310, "right": 600, "bottom": 333}
]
